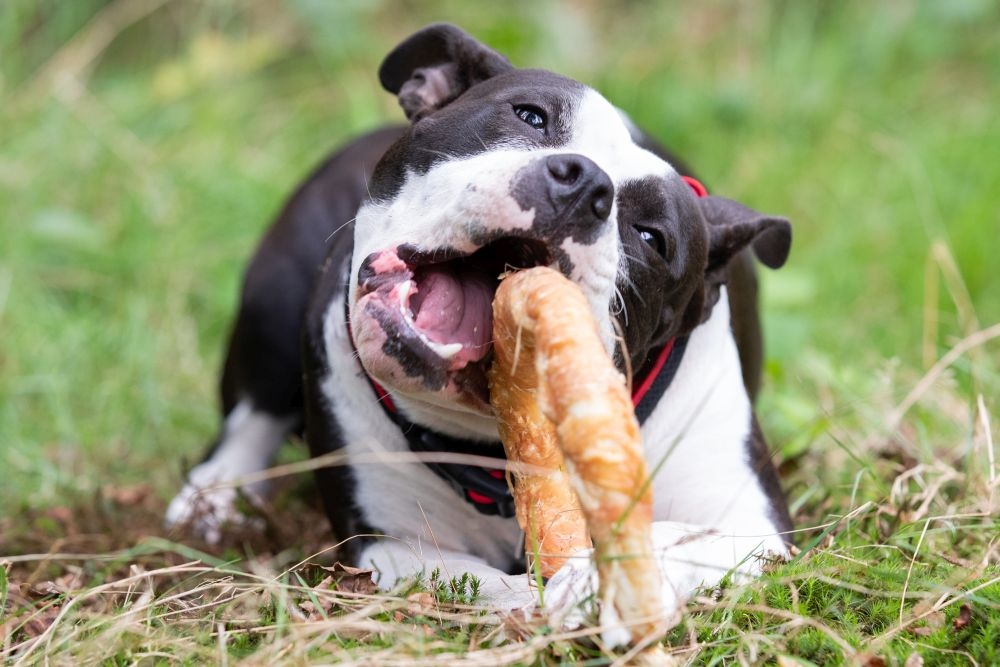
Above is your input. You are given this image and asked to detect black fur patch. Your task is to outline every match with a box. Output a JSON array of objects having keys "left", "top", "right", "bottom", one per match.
[
  {"left": 615, "top": 176, "right": 708, "bottom": 370},
  {"left": 368, "top": 70, "right": 584, "bottom": 201}
]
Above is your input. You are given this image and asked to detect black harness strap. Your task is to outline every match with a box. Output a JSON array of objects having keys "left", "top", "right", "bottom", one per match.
[
  {"left": 632, "top": 335, "right": 689, "bottom": 425},
  {"left": 384, "top": 409, "right": 516, "bottom": 518}
]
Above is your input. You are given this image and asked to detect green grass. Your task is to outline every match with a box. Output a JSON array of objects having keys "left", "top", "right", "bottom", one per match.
[{"left": 2, "top": 0, "right": 998, "bottom": 664}]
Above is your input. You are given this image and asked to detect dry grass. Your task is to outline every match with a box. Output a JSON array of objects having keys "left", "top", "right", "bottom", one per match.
[
  {"left": 2, "top": 1, "right": 998, "bottom": 664},
  {"left": 3, "top": 343, "right": 997, "bottom": 664}
]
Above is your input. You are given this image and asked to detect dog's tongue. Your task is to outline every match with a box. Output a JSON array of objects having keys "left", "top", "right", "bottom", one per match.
[{"left": 412, "top": 266, "right": 493, "bottom": 365}]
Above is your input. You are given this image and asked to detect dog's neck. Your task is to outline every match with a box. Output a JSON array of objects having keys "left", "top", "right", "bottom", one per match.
[
  {"left": 641, "top": 287, "right": 746, "bottom": 440},
  {"left": 364, "top": 332, "right": 687, "bottom": 443},
  {"left": 390, "top": 391, "right": 500, "bottom": 441},
  {"left": 355, "top": 319, "right": 689, "bottom": 519}
]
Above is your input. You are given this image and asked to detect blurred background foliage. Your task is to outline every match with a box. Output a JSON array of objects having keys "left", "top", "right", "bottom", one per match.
[{"left": 1, "top": 0, "right": 997, "bottom": 513}]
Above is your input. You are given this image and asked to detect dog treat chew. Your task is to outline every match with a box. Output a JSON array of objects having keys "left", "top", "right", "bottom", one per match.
[
  {"left": 488, "top": 266, "right": 665, "bottom": 642},
  {"left": 489, "top": 316, "right": 590, "bottom": 579}
]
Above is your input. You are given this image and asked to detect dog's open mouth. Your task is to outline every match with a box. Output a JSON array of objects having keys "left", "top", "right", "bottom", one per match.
[
  {"left": 403, "top": 238, "right": 553, "bottom": 363},
  {"left": 353, "top": 237, "right": 553, "bottom": 405}
]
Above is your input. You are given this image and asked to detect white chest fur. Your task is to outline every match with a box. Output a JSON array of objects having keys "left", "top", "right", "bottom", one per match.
[
  {"left": 320, "top": 288, "right": 524, "bottom": 570},
  {"left": 640, "top": 289, "right": 781, "bottom": 536}
]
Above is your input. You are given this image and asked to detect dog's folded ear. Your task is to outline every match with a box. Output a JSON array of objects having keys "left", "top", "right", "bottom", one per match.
[
  {"left": 699, "top": 195, "right": 792, "bottom": 271},
  {"left": 379, "top": 23, "right": 514, "bottom": 121}
]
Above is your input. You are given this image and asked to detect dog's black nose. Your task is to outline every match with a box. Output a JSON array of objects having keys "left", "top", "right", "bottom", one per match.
[{"left": 544, "top": 154, "right": 613, "bottom": 222}]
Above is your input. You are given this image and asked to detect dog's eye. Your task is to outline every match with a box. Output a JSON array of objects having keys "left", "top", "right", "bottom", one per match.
[
  {"left": 637, "top": 227, "right": 666, "bottom": 255},
  {"left": 514, "top": 105, "right": 546, "bottom": 132}
]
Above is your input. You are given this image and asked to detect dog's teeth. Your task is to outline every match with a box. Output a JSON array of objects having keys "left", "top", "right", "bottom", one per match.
[
  {"left": 398, "top": 280, "right": 413, "bottom": 305},
  {"left": 427, "top": 340, "right": 463, "bottom": 359},
  {"left": 392, "top": 279, "right": 463, "bottom": 359}
]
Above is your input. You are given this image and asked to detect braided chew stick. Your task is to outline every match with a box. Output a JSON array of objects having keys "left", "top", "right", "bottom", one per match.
[
  {"left": 488, "top": 302, "right": 590, "bottom": 578},
  {"left": 488, "top": 266, "right": 665, "bottom": 641}
]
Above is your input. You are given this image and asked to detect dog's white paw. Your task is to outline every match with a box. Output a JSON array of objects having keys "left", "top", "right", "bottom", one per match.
[
  {"left": 164, "top": 462, "right": 266, "bottom": 543},
  {"left": 537, "top": 539, "right": 698, "bottom": 647},
  {"left": 537, "top": 551, "right": 634, "bottom": 648},
  {"left": 540, "top": 551, "right": 596, "bottom": 620}
]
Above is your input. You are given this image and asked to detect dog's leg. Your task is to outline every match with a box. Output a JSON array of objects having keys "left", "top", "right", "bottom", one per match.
[
  {"left": 356, "top": 538, "right": 539, "bottom": 609},
  {"left": 166, "top": 232, "right": 313, "bottom": 541},
  {"left": 165, "top": 400, "right": 297, "bottom": 543}
]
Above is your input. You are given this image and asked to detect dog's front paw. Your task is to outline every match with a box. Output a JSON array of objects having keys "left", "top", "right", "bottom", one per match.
[
  {"left": 540, "top": 551, "right": 596, "bottom": 618},
  {"left": 537, "top": 547, "right": 689, "bottom": 648},
  {"left": 164, "top": 463, "right": 266, "bottom": 543},
  {"left": 537, "top": 551, "right": 635, "bottom": 648}
]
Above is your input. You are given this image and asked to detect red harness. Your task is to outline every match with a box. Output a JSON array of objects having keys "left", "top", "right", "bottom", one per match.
[{"left": 366, "top": 334, "right": 677, "bottom": 417}]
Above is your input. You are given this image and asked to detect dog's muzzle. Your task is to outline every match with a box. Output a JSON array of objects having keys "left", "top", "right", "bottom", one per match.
[{"left": 350, "top": 238, "right": 554, "bottom": 410}]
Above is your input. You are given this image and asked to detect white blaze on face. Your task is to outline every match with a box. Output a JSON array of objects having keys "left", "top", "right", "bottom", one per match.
[
  {"left": 567, "top": 90, "right": 675, "bottom": 184},
  {"left": 350, "top": 149, "right": 541, "bottom": 308},
  {"left": 353, "top": 151, "right": 537, "bottom": 262},
  {"left": 559, "top": 89, "right": 678, "bottom": 351}
]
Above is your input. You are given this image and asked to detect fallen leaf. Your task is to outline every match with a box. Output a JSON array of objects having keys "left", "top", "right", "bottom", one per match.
[
  {"left": 952, "top": 603, "right": 972, "bottom": 631},
  {"left": 322, "top": 563, "right": 370, "bottom": 577},
  {"left": 406, "top": 591, "right": 435, "bottom": 615},
  {"left": 904, "top": 652, "right": 924, "bottom": 667},
  {"left": 321, "top": 562, "right": 378, "bottom": 595},
  {"left": 13, "top": 605, "right": 61, "bottom": 640},
  {"left": 101, "top": 484, "right": 151, "bottom": 505},
  {"left": 859, "top": 655, "right": 886, "bottom": 667},
  {"left": 54, "top": 567, "right": 84, "bottom": 591},
  {"left": 22, "top": 581, "right": 67, "bottom": 599},
  {"left": 296, "top": 574, "right": 340, "bottom": 620}
]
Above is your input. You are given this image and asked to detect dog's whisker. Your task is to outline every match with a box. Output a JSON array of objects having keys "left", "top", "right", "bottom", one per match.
[
  {"left": 325, "top": 216, "right": 358, "bottom": 243},
  {"left": 616, "top": 269, "right": 645, "bottom": 310},
  {"left": 620, "top": 250, "right": 652, "bottom": 271},
  {"left": 611, "top": 284, "right": 629, "bottom": 326}
]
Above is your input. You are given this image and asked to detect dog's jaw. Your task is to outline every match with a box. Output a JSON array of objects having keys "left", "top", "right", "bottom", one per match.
[{"left": 350, "top": 242, "right": 545, "bottom": 413}]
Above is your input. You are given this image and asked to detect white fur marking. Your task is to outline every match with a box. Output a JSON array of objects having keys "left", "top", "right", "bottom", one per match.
[
  {"left": 165, "top": 400, "right": 295, "bottom": 543},
  {"left": 359, "top": 538, "right": 538, "bottom": 608},
  {"left": 641, "top": 290, "right": 783, "bottom": 535},
  {"left": 320, "top": 286, "right": 525, "bottom": 568}
]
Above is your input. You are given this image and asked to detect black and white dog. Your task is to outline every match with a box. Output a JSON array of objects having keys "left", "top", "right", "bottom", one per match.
[{"left": 167, "top": 24, "right": 793, "bottom": 639}]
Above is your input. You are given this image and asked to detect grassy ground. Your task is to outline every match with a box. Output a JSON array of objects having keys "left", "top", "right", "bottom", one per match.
[{"left": 1, "top": 1, "right": 998, "bottom": 664}]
